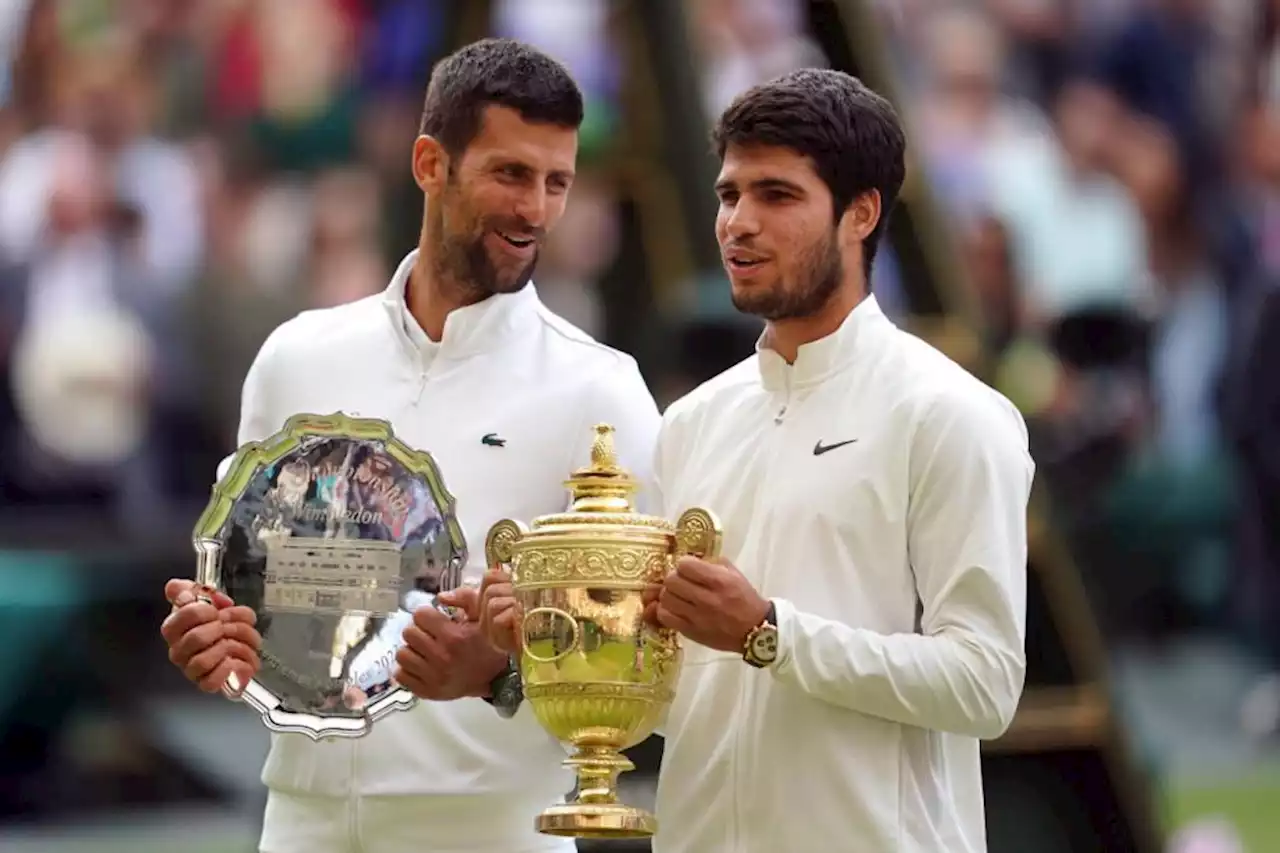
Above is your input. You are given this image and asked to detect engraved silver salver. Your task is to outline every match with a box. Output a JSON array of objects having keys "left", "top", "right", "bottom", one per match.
[{"left": 191, "top": 412, "right": 467, "bottom": 740}]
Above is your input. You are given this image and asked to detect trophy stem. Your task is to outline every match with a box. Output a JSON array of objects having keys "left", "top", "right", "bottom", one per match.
[
  {"left": 535, "top": 745, "right": 657, "bottom": 838},
  {"left": 568, "top": 745, "right": 632, "bottom": 804}
]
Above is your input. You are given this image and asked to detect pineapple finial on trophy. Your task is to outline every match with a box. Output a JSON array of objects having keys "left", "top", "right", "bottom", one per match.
[
  {"left": 588, "top": 423, "right": 620, "bottom": 473},
  {"left": 564, "top": 424, "right": 636, "bottom": 514}
]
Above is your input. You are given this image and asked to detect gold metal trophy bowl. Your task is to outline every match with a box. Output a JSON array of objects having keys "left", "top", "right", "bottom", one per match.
[{"left": 485, "top": 424, "right": 721, "bottom": 839}]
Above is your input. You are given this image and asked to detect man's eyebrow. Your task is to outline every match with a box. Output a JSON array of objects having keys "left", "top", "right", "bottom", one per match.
[
  {"left": 715, "top": 178, "right": 805, "bottom": 195},
  {"left": 748, "top": 178, "right": 805, "bottom": 194}
]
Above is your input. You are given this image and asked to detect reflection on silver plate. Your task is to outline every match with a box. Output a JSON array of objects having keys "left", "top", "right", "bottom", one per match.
[{"left": 191, "top": 412, "right": 467, "bottom": 740}]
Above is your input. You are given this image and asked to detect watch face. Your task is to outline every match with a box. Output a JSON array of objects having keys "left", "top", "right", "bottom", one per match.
[{"left": 750, "top": 626, "right": 778, "bottom": 663}]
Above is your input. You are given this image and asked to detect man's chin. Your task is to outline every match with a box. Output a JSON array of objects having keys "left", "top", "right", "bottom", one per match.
[
  {"left": 482, "top": 278, "right": 529, "bottom": 296},
  {"left": 731, "top": 290, "right": 783, "bottom": 321},
  {"left": 488, "top": 262, "right": 537, "bottom": 294}
]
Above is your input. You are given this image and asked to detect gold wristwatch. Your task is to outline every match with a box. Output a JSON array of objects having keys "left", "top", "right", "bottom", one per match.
[{"left": 743, "top": 601, "right": 779, "bottom": 668}]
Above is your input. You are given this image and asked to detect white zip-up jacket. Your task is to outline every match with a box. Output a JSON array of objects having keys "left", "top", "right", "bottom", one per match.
[
  {"left": 651, "top": 295, "right": 1034, "bottom": 853},
  {"left": 224, "top": 251, "right": 661, "bottom": 851}
]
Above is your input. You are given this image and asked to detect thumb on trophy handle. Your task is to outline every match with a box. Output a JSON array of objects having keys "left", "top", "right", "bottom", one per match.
[{"left": 437, "top": 586, "right": 481, "bottom": 621}]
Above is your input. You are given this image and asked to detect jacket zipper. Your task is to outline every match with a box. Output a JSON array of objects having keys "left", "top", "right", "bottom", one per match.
[
  {"left": 774, "top": 370, "right": 792, "bottom": 424},
  {"left": 735, "top": 376, "right": 794, "bottom": 847}
]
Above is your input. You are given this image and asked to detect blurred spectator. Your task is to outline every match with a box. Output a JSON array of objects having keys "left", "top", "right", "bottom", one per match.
[
  {"left": 959, "top": 214, "right": 1061, "bottom": 420},
  {"left": 1095, "top": 116, "right": 1237, "bottom": 636},
  {"left": 239, "top": 0, "right": 362, "bottom": 173},
  {"left": 1090, "top": 0, "right": 1228, "bottom": 196},
  {"left": 909, "top": 5, "right": 1054, "bottom": 223},
  {"left": 987, "top": 77, "right": 1152, "bottom": 325},
  {"left": 0, "top": 35, "right": 203, "bottom": 531},
  {"left": 690, "top": 0, "right": 828, "bottom": 118},
  {"left": 983, "top": 0, "right": 1073, "bottom": 103}
]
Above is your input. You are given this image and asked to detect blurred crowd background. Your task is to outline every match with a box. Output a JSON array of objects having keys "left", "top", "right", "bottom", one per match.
[{"left": 1, "top": 0, "right": 1279, "bottom": 851}]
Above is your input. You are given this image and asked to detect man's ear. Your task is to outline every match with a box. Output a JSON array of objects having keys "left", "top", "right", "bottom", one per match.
[
  {"left": 412, "top": 135, "right": 449, "bottom": 193},
  {"left": 838, "top": 190, "right": 882, "bottom": 248}
]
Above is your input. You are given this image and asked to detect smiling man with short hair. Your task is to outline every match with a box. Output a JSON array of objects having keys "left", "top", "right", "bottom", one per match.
[{"left": 159, "top": 38, "right": 661, "bottom": 853}]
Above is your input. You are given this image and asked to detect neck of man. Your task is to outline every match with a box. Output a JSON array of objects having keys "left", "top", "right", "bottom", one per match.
[
  {"left": 762, "top": 277, "right": 868, "bottom": 364},
  {"left": 406, "top": 238, "right": 490, "bottom": 343}
]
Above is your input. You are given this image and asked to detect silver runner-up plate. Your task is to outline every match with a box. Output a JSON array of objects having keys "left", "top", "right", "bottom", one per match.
[{"left": 190, "top": 412, "right": 467, "bottom": 740}]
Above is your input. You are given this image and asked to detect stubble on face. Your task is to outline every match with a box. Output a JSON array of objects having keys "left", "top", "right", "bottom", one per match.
[
  {"left": 731, "top": 227, "right": 844, "bottom": 321},
  {"left": 430, "top": 174, "right": 539, "bottom": 303}
]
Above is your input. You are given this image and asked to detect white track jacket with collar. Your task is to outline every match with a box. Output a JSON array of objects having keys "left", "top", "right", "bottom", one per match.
[
  {"left": 223, "top": 250, "right": 661, "bottom": 851},
  {"left": 650, "top": 295, "right": 1035, "bottom": 853}
]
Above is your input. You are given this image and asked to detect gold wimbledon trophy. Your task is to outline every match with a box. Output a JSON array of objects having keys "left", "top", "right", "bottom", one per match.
[{"left": 485, "top": 424, "right": 721, "bottom": 839}]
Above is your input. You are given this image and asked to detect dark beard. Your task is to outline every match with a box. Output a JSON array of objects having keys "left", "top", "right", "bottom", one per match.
[
  {"left": 433, "top": 179, "right": 539, "bottom": 300},
  {"left": 731, "top": 230, "right": 842, "bottom": 321},
  {"left": 439, "top": 230, "right": 538, "bottom": 299}
]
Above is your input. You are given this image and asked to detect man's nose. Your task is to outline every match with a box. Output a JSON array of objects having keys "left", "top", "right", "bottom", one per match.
[
  {"left": 513, "top": 187, "right": 548, "bottom": 229},
  {"left": 724, "top": 200, "right": 761, "bottom": 239}
]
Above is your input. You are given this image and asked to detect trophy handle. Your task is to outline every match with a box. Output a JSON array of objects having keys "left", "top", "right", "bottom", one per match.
[
  {"left": 672, "top": 508, "right": 723, "bottom": 560},
  {"left": 521, "top": 607, "right": 582, "bottom": 664},
  {"left": 484, "top": 519, "right": 528, "bottom": 572},
  {"left": 194, "top": 537, "right": 223, "bottom": 590},
  {"left": 192, "top": 537, "right": 247, "bottom": 701}
]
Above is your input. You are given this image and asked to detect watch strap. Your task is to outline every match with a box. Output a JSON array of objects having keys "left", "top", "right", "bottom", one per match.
[{"left": 482, "top": 656, "right": 523, "bottom": 718}]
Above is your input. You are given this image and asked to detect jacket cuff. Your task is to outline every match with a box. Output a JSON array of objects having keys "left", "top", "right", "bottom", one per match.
[{"left": 770, "top": 596, "right": 798, "bottom": 673}]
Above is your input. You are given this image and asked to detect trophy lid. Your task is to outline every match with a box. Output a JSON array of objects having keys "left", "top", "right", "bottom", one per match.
[{"left": 563, "top": 423, "right": 639, "bottom": 515}]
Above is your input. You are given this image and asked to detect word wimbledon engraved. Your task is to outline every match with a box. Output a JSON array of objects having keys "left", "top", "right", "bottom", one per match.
[{"left": 191, "top": 412, "right": 468, "bottom": 739}]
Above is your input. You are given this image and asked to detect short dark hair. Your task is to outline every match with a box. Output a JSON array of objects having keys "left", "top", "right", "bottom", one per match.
[
  {"left": 712, "top": 69, "right": 907, "bottom": 276},
  {"left": 420, "top": 38, "right": 584, "bottom": 157}
]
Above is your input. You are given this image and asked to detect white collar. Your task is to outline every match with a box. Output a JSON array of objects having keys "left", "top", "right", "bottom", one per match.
[
  {"left": 381, "top": 250, "right": 540, "bottom": 362},
  {"left": 755, "top": 294, "right": 890, "bottom": 392}
]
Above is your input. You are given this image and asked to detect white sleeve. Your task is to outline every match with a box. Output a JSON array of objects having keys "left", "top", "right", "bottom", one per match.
[
  {"left": 567, "top": 354, "right": 662, "bottom": 513},
  {"left": 769, "top": 389, "right": 1034, "bottom": 739},
  {"left": 214, "top": 326, "right": 288, "bottom": 483}
]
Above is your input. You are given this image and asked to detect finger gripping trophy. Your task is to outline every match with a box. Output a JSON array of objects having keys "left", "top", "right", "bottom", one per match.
[{"left": 485, "top": 423, "right": 721, "bottom": 839}]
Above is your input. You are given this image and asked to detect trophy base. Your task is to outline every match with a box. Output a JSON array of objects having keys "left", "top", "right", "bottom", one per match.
[{"left": 536, "top": 803, "right": 657, "bottom": 838}]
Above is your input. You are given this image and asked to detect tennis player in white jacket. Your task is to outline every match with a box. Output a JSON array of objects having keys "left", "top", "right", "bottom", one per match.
[
  {"left": 160, "top": 39, "right": 661, "bottom": 853},
  {"left": 644, "top": 69, "right": 1035, "bottom": 853},
  {"left": 480, "top": 69, "right": 1036, "bottom": 852}
]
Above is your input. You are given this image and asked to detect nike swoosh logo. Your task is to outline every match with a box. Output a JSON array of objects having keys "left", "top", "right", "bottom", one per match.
[{"left": 813, "top": 439, "right": 857, "bottom": 456}]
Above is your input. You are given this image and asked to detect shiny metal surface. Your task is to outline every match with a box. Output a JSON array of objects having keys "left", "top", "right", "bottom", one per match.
[
  {"left": 191, "top": 412, "right": 467, "bottom": 740},
  {"left": 486, "top": 424, "right": 721, "bottom": 838}
]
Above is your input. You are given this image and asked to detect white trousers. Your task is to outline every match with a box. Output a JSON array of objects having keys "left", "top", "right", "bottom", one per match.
[{"left": 258, "top": 789, "right": 577, "bottom": 853}]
